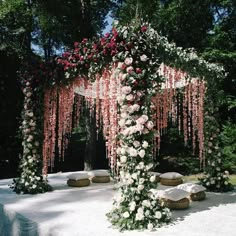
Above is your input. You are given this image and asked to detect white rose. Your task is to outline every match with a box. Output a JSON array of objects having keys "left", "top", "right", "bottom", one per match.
[
  {"left": 120, "top": 148, "right": 126, "bottom": 155},
  {"left": 143, "top": 128, "right": 149, "bottom": 134},
  {"left": 147, "top": 223, "right": 153, "bottom": 230},
  {"left": 129, "top": 201, "right": 136, "bottom": 211},
  {"left": 121, "top": 86, "right": 132, "bottom": 95},
  {"left": 137, "top": 91, "right": 142, "bottom": 97},
  {"left": 142, "top": 141, "right": 148, "bottom": 149},
  {"left": 32, "top": 184, "right": 37, "bottom": 189},
  {"left": 24, "top": 148, "right": 30, "bottom": 154},
  {"left": 123, "top": 211, "right": 130, "bottom": 218},
  {"left": 133, "top": 141, "right": 140, "bottom": 148},
  {"left": 146, "top": 121, "right": 154, "bottom": 130},
  {"left": 140, "top": 54, "right": 148, "bottom": 62},
  {"left": 116, "top": 147, "right": 121, "bottom": 155},
  {"left": 146, "top": 163, "right": 153, "bottom": 170},
  {"left": 124, "top": 57, "right": 133, "bottom": 65},
  {"left": 135, "top": 123, "right": 144, "bottom": 132},
  {"left": 135, "top": 212, "right": 144, "bottom": 221},
  {"left": 150, "top": 175, "right": 156, "bottom": 182},
  {"left": 117, "top": 62, "right": 123, "bottom": 68},
  {"left": 28, "top": 112, "right": 34, "bottom": 117},
  {"left": 139, "top": 178, "right": 145, "bottom": 184},
  {"left": 127, "top": 177, "right": 134, "bottom": 185},
  {"left": 138, "top": 184, "right": 144, "bottom": 191},
  {"left": 26, "top": 92, "right": 32, "bottom": 97},
  {"left": 125, "top": 119, "right": 132, "bottom": 125},
  {"left": 131, "top": 173, "right": 138, "bottom": 180},
  {"left": 155, "top": 211, "right": 162, "bottom": 219},
  {"left": 129, "top": 147, "right": 138, "bottom": 157},
  {"left": 136, "top": 116, "right": 146, "bottom": 125},
  {"left": 138, "top": 162, "right": 145, "bottom": 169},
  {"left": 34, "top": 141, "right": 39, "bottom": 147},
  {"left": 120, "top": 156, "right": 127, "bottom": 163},
  {"left": 138, "top": 149, "right": 145, "bottom": 158},
  {"left": 126, "top": 94, "right": 134, "bottom": 101},
  {"left": 118, "top": 119, "right": 126, "bottom": 127},
  {"left": 122, "top": 73, "right": 127, "bottom": 80},
  {"left": 120, "top": 112, "right": 128, "bottom": 119},
  {"left": 137, "top": 207, "right": 143, "bottom": 214},
  {"left": 122, "top": 128, "right": 130, "bottom": 136},
  {"left": 145, "top": 210, "right": 150, "bottom": 216},
  {"left": 132, "top": 104, "right": 140, "bottom": 112},
  {"left": 142, "top": 200, "right": 151, "bottom": 208}
]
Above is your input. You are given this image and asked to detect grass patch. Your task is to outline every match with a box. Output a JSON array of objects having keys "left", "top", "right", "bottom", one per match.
[{"left": 183, "top": 174, "right": 236, "bottom": 186}]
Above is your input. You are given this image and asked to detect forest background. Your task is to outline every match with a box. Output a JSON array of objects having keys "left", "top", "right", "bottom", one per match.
[{"left": 0, "top": 0, "right": 235, "bottom": 179}]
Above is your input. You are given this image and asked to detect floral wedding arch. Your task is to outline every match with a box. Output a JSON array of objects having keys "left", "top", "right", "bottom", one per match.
[{"left": 13, "top": 21, "right": 232, "bottom": 230}]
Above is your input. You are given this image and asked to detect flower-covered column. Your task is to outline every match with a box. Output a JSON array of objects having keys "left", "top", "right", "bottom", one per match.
[
  {"left": 199, "top": 114, "right": 233, "bottom": 192},
  {"left": 107, "top": 58, "right": 171, "bottom": 231},
  {"left": 12, "top": 78, "right": 52, "bottom": 194}
]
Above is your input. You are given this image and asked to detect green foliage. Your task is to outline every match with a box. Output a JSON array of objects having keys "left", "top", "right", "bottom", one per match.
[
  {"left": 0, "top": 0, "right": 32, "bottom": 57},
  {"left": 220, "top": 121, "right": 236, "bottom": 173},
  {"left": 0, "top": 0, "right": 113, "bottom": 59}
]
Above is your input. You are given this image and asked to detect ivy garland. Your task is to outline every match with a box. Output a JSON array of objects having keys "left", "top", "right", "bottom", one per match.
[{"left": 12, "top": 20, "right": 232, "bottom": 230}]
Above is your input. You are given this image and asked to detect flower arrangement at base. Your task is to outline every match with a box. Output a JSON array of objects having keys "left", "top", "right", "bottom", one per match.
[
  {"left": 11, "top": 77, "right": 52, "bottom": 194},
  {"left": 199, "top": 114, "right": 233, "bottom": 192}
]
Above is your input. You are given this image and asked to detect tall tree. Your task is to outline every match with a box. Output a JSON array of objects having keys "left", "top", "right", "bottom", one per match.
[{"left": 0, "top": 0, "right": 114, "bottom": 177}]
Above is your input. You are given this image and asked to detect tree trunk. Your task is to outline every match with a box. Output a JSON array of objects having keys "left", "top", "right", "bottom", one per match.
[{"left": 84, "top": 108, "right": 96, "bottom": 170}]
